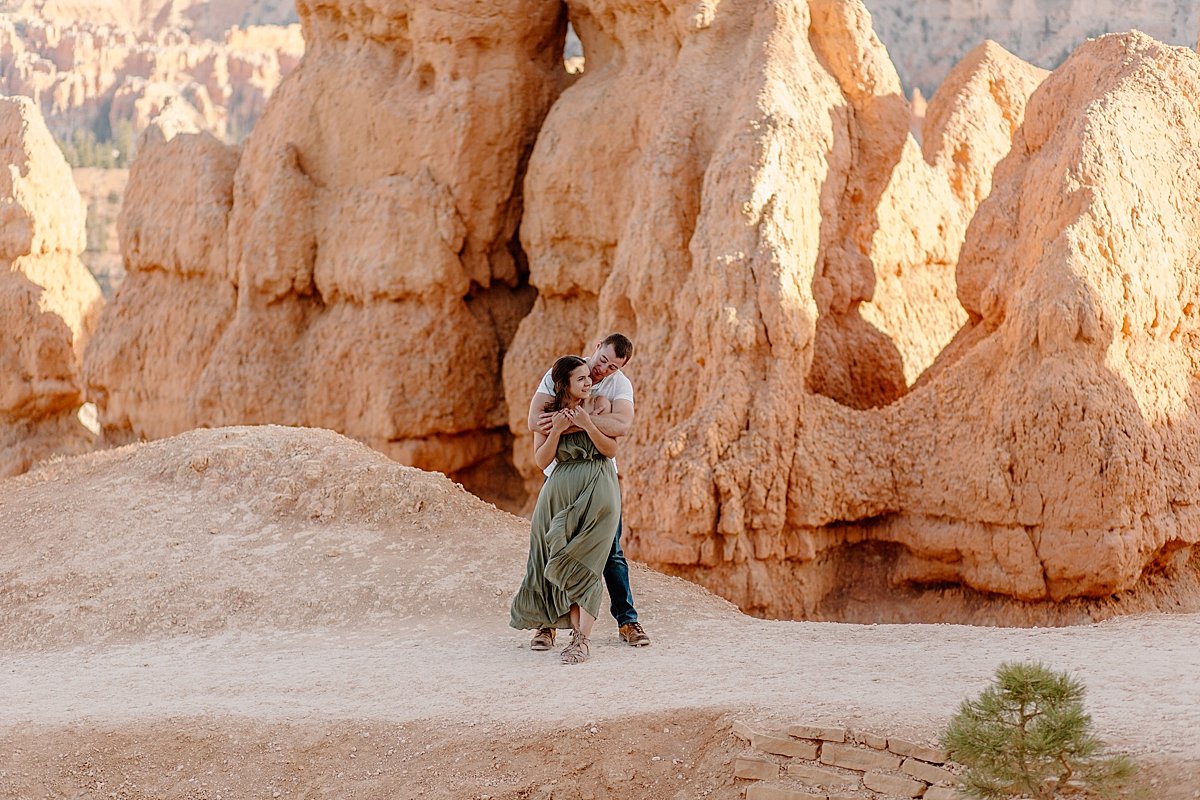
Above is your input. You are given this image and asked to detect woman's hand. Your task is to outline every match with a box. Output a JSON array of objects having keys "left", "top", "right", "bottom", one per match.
[
  {"left": 573, "top": 403, "right": 617, "bottom": 457},
  {"left": 549, "top": 408, "right": 574, "bottom": 434}
]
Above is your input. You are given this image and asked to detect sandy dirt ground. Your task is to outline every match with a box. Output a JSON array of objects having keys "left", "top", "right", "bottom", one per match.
[{"left": 1, "top": 427, "right": 1197, "bottom": 798}]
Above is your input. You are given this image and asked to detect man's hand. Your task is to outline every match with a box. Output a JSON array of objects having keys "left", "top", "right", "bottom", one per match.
[
  {"left": 539, "top": 410, "right": 587, "bottom": 435},
  {"left": 527, "top": 391, "right": 555, "bottom": 434}
]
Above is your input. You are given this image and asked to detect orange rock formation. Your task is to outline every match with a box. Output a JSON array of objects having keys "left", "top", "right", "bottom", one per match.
[
  {"left": 84, "top": 0, "right": 567, "bottom": 501},
  {"left": 505, "top": 5, "right": 1200, "bottom": 619},
  {"left": 79, "top": 0, "right": 1200, "bottom": 621},
  {"left": 0, "top": 96, "right": 102, "bottom": 477},
  {"left": 82, "top": 117, "right": 240, "bottom": 443}
]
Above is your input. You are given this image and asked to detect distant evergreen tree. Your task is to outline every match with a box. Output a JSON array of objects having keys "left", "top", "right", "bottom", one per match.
[
  {"left": 943, "top": 662, "right": 1138, "bottom": 799},
  {"left": 56, "top": 120, "right": 138, "bottom": 168},
  {"left": 110, "top": 119, "right": 137, "bottom": 167},
  {"left": 58, "top": 127, "right": 115, "bottom": 168}
]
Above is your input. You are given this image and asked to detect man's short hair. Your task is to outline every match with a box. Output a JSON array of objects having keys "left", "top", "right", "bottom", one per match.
[{"left": 601, "top": 333, "right": 634, "bottom": 362}]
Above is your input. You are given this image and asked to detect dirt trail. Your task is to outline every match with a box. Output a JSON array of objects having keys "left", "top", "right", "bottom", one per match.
[{"left": 1, "top": 427, "right": 1197, "bottom": 798}]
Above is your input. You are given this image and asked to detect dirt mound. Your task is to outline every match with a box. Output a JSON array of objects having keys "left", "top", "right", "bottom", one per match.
[
  {"left": 0, "top": 425, "right": 732, "bottom": 649},
  {"left": 0, "top": 426, "right": 528, "bottom": 648}
]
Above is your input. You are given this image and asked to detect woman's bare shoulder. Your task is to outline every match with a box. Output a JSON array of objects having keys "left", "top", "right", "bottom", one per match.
[{"left": 589, "top": 395, "right": 612, "bottom": 414}]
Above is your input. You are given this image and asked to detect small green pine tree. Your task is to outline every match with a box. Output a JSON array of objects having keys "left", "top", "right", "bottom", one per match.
[{"left": 942, "top": 661, "right": 1137, "bottom": 799}]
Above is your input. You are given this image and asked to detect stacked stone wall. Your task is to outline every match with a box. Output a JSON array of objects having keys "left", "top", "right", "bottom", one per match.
[{"left": 732, "top": 720, "right": 963, "bottom": 800}]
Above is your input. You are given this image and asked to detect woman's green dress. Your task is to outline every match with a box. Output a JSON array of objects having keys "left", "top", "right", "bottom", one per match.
[{"left": 510, "top": 431, "right": 621, "bottom": 629}]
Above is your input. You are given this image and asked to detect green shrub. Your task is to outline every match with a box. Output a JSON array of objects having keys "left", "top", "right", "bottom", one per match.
[{"left": 943, "top": 661, "right": 1138, "bottom": 799}]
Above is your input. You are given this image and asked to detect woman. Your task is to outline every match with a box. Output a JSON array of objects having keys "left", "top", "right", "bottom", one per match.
[{"left": 509, "top": 355, "right": 621, "bottom": 664}]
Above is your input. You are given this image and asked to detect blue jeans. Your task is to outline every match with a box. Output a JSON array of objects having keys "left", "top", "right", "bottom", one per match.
[{"left": 604, "top": 517, "right": 638, "bottom": 625}]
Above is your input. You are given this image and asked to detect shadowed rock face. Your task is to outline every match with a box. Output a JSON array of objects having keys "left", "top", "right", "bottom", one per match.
[
  {"left": 0, "top": 97, "right": 103, "bottom": 477},
  {"left": 504, "top": 4, "right": 1200, "bottom": 621},
  {"left": 84, "top": 0, "right": 566, "bottom": 498},
  {"left": 82, "top": 121, "right": 240, "bottom": 444}
]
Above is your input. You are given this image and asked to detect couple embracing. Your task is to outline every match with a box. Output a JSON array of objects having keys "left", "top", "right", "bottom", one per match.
[{"left": 508, "top": 333, "right": 651, "bottom": 664}]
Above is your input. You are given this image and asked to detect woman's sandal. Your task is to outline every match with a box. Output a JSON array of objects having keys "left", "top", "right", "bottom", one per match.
[{"left": 560, "top": 630, "right": 591, "bottom": 664}]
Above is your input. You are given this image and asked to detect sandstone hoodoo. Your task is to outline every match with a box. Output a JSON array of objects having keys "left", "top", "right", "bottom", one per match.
[
  {"left": 505, "top": 6, "right": 1200, "bottom": 623},
  {"left": 0, "top": 425, "right": 517, "bottom": 647},
  {"left": 84, "top": 0, "right": 569, "bottom": 501},
  {"left": 81, "top": 116, "right": 241, "bottom": 446},
  {"left": 857, "top": 39, "right": 1048, "bottom": 392},
  {"left": 0, "top": 96, "right": 103, "bottom": 478}
]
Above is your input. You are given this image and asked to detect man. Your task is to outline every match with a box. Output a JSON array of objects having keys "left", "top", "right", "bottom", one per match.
[{"left": 524, "top": 333, "right": 651, "bottom": 649}]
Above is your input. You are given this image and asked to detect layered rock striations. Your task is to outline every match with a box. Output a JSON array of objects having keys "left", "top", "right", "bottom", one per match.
[
  {"left": 0, "top": 17, "right": 303, "bottom": 144},
  {"left": 505, "top": 4, "right": 1200, "bottom": 621},
  {"left": 84, "top": 0, "right": 567, "bottom": 499},
  {"left": 0, "top": 96, "right": 103, "bottom": 477}
]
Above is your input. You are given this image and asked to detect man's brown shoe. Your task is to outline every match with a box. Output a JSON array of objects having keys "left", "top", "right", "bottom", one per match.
[
  {"left": 618, "top": 622, "right": 651, "bottom": 646},
  {"left": 530, "top": 627, "right": 556, "bottom": 651}
]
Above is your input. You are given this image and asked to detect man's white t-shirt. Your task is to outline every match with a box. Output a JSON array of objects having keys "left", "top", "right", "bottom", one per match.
[{"left": 536, "top": 369, "right": 634, "bottom": 477}]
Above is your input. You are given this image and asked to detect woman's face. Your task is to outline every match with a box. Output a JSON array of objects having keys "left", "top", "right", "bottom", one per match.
[{"left": 567, "top": 364, "right": 592, "bottom": 400}]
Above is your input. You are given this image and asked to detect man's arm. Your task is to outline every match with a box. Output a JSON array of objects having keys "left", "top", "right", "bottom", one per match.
[
  {"left": 590, "top": 398, "right": 633, "bottom": 438},
  {"left": 575, "top": 408, "right": 618, "bottom": 458},
  {"left": 527, "top": 391, "right": 555, "bottom": 433}
]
